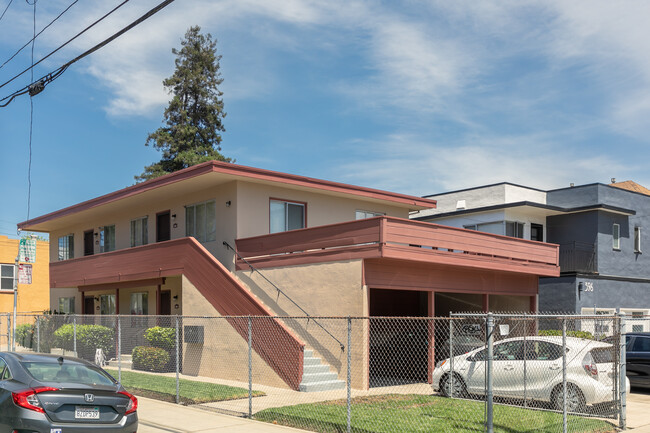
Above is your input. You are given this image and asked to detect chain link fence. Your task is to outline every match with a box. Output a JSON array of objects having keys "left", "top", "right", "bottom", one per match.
[{"left": 4, "top": 312, "right": 627, "bottom": 433}]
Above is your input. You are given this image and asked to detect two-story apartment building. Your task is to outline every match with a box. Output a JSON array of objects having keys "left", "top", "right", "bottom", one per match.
[
  {"left": 18, "top": 161, "right": 559, "bottom": 390},
  {"left": 414, "top": 181, "right": 650, "bottom": 323}
]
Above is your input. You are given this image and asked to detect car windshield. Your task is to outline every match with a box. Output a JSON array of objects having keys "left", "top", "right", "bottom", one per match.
[{"left": 21, "top": 362, "right": 116, "bottom": 386}]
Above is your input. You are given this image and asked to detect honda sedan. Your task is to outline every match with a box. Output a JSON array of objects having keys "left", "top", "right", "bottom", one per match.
[{"left": 0, "top": 352, "right": 137, "bottom": 433}]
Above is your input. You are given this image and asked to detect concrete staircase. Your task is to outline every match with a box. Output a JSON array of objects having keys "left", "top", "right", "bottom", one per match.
[
  {"left": 106, "top": 354, "right": 133, "bottom": 370},
  {"left": 299, "top": 349, "right": 345, "bottom": 392}
]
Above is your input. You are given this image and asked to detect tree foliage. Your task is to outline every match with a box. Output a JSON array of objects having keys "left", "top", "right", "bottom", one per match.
[{"left": 136, "top": 26, "right": 230, "bottom": 182}]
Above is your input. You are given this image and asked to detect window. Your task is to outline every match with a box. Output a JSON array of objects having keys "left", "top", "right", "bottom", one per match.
[
  {"left": 356, "top": 210, "right": 384, "bottom": 220},
  {"left": 186, "top": 200, "right": 216, "bottom": 243},
  {"left": 632, "top": 336, "right": 650, "bottom": 353},
  {"left": 530, "top": 223, "right": 543, "bottom": 242},
  {"left": 270, "top": 200, "right": 305, "bottom": 233},
  {"left": 0, "top": 358, "right": 11, "bottom": 381},
  {"left": 463, "top": 221, "right": 524, "bottom": 238},
  {"left": 505, "top": 221, "right": 524, "bottom": 238},
  {"left": 100, "top": 295, "right": 116, "bottom": 315},
  {"left": 131, "top": 216, "right": 148, "bottom": 247},
  {"left": 58, "top": 297, "right": 75, "bottom": 314},
  {"left": 0, "top": 264, "right": 14, "bottom": 291},
  {"left": 613, "top": 223, "right": 620, "bottom": 250},
  {"left": 100, "top": 225, "right": 116, "bottom": 253},
  {"left": 635, "top": 227, "right": 641, "bottom": 253},
  {"left": 58, "top": 234, "right": 74, "bottom": 260},
  {"left": 130, "top": 292, "right": 148, "bottom": 315}
]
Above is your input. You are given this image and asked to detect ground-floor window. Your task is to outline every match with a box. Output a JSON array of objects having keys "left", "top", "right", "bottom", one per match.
[
  {"left": 130, "top": 292, "right": 148, "bottom": 315},
  {"left": 100, "top": 294, "right": 116, "bottom": 315},
  {"left": 58, "top": 297, "right": 75, "bottom": 314}
]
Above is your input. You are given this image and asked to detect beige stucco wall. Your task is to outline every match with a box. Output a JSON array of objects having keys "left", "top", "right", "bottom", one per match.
[
  {"left": 180, "top": 275, "right": 289, "bottom": 388},
  {"left": 235, "top": 259, "right": 369, "bottom": 388}
]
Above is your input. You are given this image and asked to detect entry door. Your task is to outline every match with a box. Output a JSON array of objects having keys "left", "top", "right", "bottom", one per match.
[
  {"left": 84, "top": 230, "right": 94, "bottom": 256},
  {"left": 160, "top": 291, "right": 171, "bottom": 315},
  {"left": 84, "top": 297, "right": 94, "bottom": 316},
  {"left": 156, "top": 211, "right": 171, "bottom": 242}
]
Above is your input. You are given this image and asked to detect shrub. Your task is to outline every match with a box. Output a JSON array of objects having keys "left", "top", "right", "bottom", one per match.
[
  {"left": 538, "top": 329, "right": 594, "bottom": 340},
  {"left": 144, "top": 327, "right": 176, "bottom": 351},
  {"left": 132, "top": 346, "right": 170, "bottom": 372},
  {"left": 15, "top": 324, "right": 35, "bottom": 348},
  {"left": 54, "top": 324, "right": 115, "bottom": 360}
]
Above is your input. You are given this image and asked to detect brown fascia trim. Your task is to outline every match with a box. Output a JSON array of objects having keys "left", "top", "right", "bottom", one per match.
[{"left": 18, "top": 161, "right": 437, "bottom": 230}]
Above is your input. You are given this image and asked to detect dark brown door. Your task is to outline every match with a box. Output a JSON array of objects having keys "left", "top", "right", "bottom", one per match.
[
  {"left": 160, "top": 291, "right": 171, "bottom": 315},
  {"left": 156, "top": 211, "right": 171, "bottom": 242},
  {"left": 84, "top": 296, "right": 94, "bottom": 316},
  {"left": 84, "top": 230, "right": 94, "bottom": 256}
]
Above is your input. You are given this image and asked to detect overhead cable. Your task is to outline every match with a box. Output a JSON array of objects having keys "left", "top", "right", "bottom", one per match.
[
  {"left": 0, "top": 0, "right": 132, "bottom": 91},
  {"left": 0, "top": 0, "right": 176, "bottom": 107},
  {"left": 0, "top": 0, "right": 14, "bottom": 22},
  {"left": 0, "top": 0, "right": 80, "bottom": 71}
]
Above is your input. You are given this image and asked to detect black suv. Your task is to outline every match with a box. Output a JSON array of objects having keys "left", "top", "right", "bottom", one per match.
[{"left": 625, "top": 332, "right": 650, "bottom": 389}]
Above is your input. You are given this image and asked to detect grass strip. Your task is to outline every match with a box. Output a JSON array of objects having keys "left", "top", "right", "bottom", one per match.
[
  {"left": 256, "top": 394, "right": 616, "bottom": 433},
  {"left": 109, "top": 369, "right": 264, "bottom": 404}
]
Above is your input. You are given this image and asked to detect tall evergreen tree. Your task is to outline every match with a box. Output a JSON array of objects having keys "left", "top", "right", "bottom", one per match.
[{"left": 136, "top": 25, "right": 230, "bottom": 182}]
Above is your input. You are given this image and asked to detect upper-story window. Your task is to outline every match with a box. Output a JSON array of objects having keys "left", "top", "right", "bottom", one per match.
[
  {"left": 186, "top": 200, "right": 216, "bottom": 243},
  {"left": 270, "top": 199, "right": 305, "bottom": 233},
  {"left": 356, "top": 210, "right": 385, "bottom": 220},
  {"left": 131, "top": 216, "right": 148, "bottom": 247},
  {"left": 635, "top": 227, "right": 641, "bottom": 253},
  {"left": 58, "top": 234, "right": 74, "bottom": 260},
  {"left": 613, "top": 223, "right": 620, "bottom": 250},
  {"left": 100, "top": 225, "right": 116, "bottom": 253},
  {"left": 464, "top": 220, "right": 524, "bottom": 239},
  {"left": 0, "top": 264, "right": 14, "bottom": 291}
]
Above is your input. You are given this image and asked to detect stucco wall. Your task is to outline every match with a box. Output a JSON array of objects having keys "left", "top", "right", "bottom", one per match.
[
  {"left": 180, "top": 274, "right": 290, "bottom": 388},
  {"left": 235, "top": 260, "right": 369, "bottom": 388},
  {"left": 0, "top": 236, "right": 50, "bottom": 314}
]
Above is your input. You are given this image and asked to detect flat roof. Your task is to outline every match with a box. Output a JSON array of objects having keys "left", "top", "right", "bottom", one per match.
[{"left": 19, "top": 160, "right": 437, "bottom": 232}]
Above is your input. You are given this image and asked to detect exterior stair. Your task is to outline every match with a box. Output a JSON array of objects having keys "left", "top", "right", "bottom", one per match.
[
  {"left": 106, "top": 354, "right": 133, "bottom": 370},
  {"left": 299, "top": 349, "right": 345, "bottom": 392}
]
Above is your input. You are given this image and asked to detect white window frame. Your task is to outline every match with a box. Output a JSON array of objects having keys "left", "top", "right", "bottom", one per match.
[
  {"left": 0, "top": 264, "right": 15, "bottom": 292},
  {"left": 355, "top": 210, "right": 385, "bottom": 220},
  {"left": 463, "top": 220, "right": 524, "bottom": 238},
  {"left": 613, "top": 223, "right": 620, "bottom": 250},
  {"left": 58, "top": 234, "right": 74, "bottom": 261},
  {"left": 270, "top": 199, "right": 306, "bottom": 233},
  {"left": 185, "top": 200, "right": 217, "bottom": 243},
  {"left": 130, "top": 216, "right": 149, "bottom": 247},
  {"left": 635, "top": 226, "right": 641, "bottom": 253},
  {"left": 100, "top": 225, "right": 116, "bottom": 253}
]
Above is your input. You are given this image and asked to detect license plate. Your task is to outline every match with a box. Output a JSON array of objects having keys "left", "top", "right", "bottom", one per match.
[{"left": 75, "top": 406, "right": 99, "bottom": 419}]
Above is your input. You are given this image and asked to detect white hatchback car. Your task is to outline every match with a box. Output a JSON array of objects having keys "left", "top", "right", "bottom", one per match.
[{"left": 432, "top": 336, "right": 630, "bottom": 412}]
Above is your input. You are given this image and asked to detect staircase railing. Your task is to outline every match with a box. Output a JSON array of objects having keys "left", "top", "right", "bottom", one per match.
[{"left": 224, "top": 241, "right": 345, "bottom": 352}]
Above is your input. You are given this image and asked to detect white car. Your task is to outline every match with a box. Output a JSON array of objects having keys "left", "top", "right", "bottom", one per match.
[{"left": 432, "top": 336, "right": 630, "bottom": 412}]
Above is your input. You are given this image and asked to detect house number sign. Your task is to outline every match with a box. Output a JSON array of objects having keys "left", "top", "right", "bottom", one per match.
[{"left": 583, "top": 282, "right": 594, "bottom": 292}]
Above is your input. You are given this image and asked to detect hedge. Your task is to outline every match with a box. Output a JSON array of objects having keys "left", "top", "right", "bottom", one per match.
[
  {"left": 15, "top": 324, "right": 35, "bottom": 348},
  {"left": 53, "top": 324, "right": 115, "bottom": 360},
  {"left": 538, "top": 329, "right": 594, "bottom": 340},
  {"left": 132, "top": 346, "right": 171, "bottom": 372},
  {"left": 144, "top": 327, "right": 176, "bottom": 351}
]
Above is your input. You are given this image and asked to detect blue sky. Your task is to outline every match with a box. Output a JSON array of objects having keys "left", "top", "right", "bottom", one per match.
[{"left": 1, "top": 0, "right": 650, "bottom": 238}]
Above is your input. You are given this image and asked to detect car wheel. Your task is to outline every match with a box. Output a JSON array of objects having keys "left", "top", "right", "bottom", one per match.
[
  {"left": 552, "top": 384, "right": 585, "bottom": 412},
  {"left": 440, "top": 373, "right": 467, "bottom": 398}
]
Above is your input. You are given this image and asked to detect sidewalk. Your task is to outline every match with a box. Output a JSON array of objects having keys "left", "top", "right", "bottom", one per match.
[
  {"left": 137, "top": 397, "right": 309, "bottom": 433},
  {"left": 627, "top": 390, "right": 650, "bottom": 432}
]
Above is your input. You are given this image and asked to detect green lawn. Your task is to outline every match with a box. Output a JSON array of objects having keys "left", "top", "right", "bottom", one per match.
[
  {"left": 255, "top": 394, "right": 616, "bottom": 433},
  {"left": 108, "top": 369, "right": 264, "bottom": 404}
]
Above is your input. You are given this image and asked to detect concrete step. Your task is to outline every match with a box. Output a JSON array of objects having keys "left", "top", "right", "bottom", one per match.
[
  {"left": 300, "top": 372, "right": 340, "bottom": 384},
  {"left": 303, "top": 356, "right": 322, "bottom": 366},
  {"left": 303, "top": 364, "right": 331, "bottom": 374},
  {"left": 299, "top": 380, "right": 346, "bottom": 392}
]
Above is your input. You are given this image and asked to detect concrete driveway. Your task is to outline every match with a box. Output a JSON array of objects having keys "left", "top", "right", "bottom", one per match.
[{"left": 628, "top": 388, "right": 650, "bottom": 432}]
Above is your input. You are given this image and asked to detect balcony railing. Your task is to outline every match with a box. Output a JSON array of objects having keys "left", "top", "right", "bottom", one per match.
[{"left": 559, "top": 241, "right": 596, "bottom": 274}]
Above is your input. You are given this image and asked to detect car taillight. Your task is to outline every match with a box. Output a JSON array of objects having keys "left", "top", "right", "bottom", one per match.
[
  {"left": 119, "top": 390, "right": 138, "bottom": 414},
  {"left": 12, "top": 387, "right": 59, "bottom": 413},
  {"left": 583, "top": 362, "right": 598, "bottom": 377}
]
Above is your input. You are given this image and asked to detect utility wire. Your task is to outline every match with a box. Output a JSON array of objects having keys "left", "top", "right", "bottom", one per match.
[
  {"left": 0, "top": 0, "right": 79, "bottom": 71},
  {"left": 0, "top": 0, "right": 14, "bottom": 22},
  {"left": 0, "top": 0, "right": 132, "bottom": 92},
  {"left": 0, "top": 0, "right": 176, "bottom": 107}
]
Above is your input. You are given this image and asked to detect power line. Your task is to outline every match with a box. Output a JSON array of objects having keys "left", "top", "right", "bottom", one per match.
[
  {"left": 0, "top": 0, "right": 79, "bottom": 71},
  {"left": 0, "top": 0, "right": 176, "bottom": 107},
  {"left": 0, "top": 0, "right": 14, "bottom": 22},
  {"left": 0, "top": 0, "right": 132, "bottom": 92}
]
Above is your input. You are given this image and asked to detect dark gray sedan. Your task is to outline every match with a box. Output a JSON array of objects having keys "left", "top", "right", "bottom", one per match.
[{"left": 0, "top": 352, "right": 137, "bottom": 433}]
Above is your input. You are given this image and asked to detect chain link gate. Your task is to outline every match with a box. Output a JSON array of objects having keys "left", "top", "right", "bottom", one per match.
[{"left": 10, "top": 313, "right": 626, "bottom": 433}]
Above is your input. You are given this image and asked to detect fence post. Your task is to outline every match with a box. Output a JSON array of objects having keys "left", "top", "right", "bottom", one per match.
[
  {"left": 486, "top": 313, "right": 494, "bottom": 433},
  {"left": 449, "top": 318, "right": 455, "bottom": 398},
  {"left": 347, "top": 316, "right": 352, "bottom": 433},
  {"left": 562, "top": 317, "right": 567, "bottom": 433},
  {"left": 619, "top": 312, "right": 627, "bottom": 430},
  {"left": 523, "top": 313, "right": 527, "bottom": 408},
  {"left": 118, "top": 316, "right": 122, "bottom": 383},
  {"left": 36, "top": 316, "right": 40, "bottom": 353},
  {"left": 73, "top": 315, "right": 77, "bottom": 356},
  {"left": 248, "top": 316, "right": 253, "bottom": 419},
  {"left": 175, "top": 315, "right": 180, "bottom": 404},
  {"left": 6, "top": 314, "right": 10, "bottom": 351}
]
